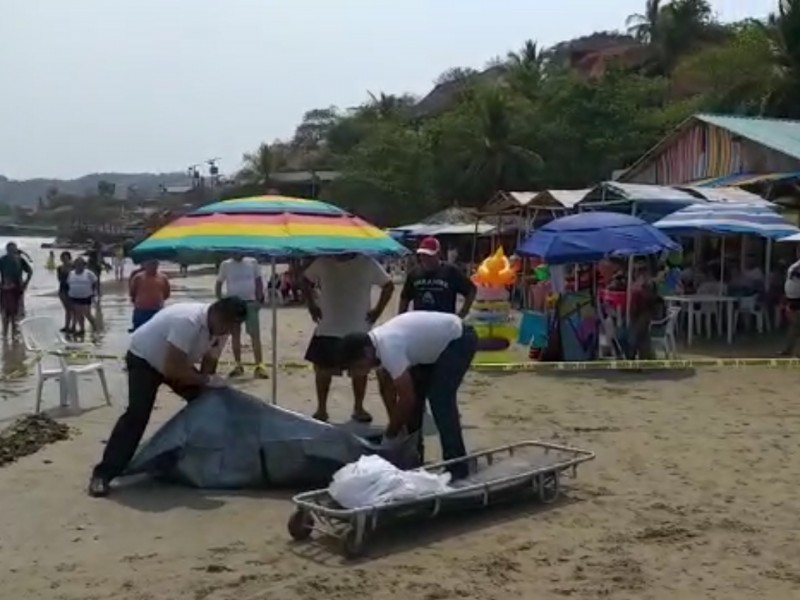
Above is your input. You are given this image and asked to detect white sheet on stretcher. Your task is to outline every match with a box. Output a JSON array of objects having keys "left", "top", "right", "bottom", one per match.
[{"left": 328, "top": 455, "right": 452, "bottom": 509}]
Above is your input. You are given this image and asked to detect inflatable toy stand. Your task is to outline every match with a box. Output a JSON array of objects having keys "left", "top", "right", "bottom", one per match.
[{"left": 466, "top": 247, "right": 520, "bottom": 364}]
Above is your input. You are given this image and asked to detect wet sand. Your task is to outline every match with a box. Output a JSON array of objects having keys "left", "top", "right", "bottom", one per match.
[
  {"left": 0, "top": 266, "right": 799, "bottom": 598},
  {"left": 0, "top": 258, "right": 223, "bottom": 420}
]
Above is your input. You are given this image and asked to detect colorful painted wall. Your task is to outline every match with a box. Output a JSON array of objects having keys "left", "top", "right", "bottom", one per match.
[{"left": 627, "top": 122, "right": 800, "bottom": 185}]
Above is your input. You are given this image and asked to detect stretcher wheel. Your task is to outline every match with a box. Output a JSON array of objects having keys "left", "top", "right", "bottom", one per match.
[
  {"left": 341, "top": 527, "right": 366, "bottom": 559},
  {"left": 288, "top": 510, "right": 314, "bottom": 541},
  {"left": 538, "top": 472, "right": 560, "bottom": 504}
]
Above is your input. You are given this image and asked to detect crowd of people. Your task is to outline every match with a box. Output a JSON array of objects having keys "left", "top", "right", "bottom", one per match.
[
  {"left": 52, "top": 242, "right": 118, "bottom": 337},
  {"left": 4, "top": 231, "right": 800, "bottom": 499}
]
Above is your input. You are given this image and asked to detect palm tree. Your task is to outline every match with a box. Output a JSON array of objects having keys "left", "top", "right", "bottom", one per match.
[
  {"left": 626, "top": 0, "right": 662, "bottom": 43},
  {"left": 506, "top": 40, "right": 547, "bottom": 97},
  {"left": 663, "top": 0, "right": 718, "bottom": 50},
  {"left": 767, "top": 0, "right": 800, "bottom": 116},
  {"left": 463, "top": 87, "right": 542, "bottom": 197},
  {"left": 237, "top": 143, "right": 285, "bottom": 187},
  {"left": 626, "top": 0, "right": 716, "bottom": 73},
  {"left": 362, "top": 92, "right": 415, "bottom": 120},
  {"left": 507, "top": 40, "right": 545, "bottom": 68}
]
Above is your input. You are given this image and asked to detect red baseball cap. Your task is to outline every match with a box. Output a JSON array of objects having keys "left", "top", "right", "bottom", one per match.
[{"left": 416, "top": 236, "right": 441, "bottom": 256}]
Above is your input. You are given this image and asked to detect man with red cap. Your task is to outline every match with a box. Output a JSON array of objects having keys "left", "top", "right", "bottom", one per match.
[{"left": 399, "top": 236, "right": 476, "bottom": 317}]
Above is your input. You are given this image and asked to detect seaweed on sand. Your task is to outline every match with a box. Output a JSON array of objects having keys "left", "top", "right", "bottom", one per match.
[{"left": 0, "top": 414, "right": 69, "bottom": 467}]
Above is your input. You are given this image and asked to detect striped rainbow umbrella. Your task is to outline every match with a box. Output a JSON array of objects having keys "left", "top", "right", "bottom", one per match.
[
  {"left": 130, "top": 194, "right": 408, "bottom": 261},
  {"left": 129, "top": 194, "right": 407, "bottom": 405}
]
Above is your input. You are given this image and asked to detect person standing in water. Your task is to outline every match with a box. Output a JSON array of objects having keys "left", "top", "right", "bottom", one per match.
[
  {"left": 0, "top": 242, "right": 33, "bottom": 337},
  {"left": 56, "top": 251, "right": 74, "bottom": 333},
  {"left": 113, "top": 245, "right": 126, "bottom": 281},
  {"left": 67, "top": 257, "right": 98, "bottom": 337},
  {"left": 46, "top": 250, "right": 56, "bottom": 271},
  {"left": 85, "top": 240, "right": 110, "bottom": 306},
  {"left": 129, "top": 260, "right": 170, "bottom": 331}
]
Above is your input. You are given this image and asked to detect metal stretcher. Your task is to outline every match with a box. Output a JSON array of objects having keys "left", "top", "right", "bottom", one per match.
[{"left": 287, "top": 441, "right": 596, "bottom": 558}]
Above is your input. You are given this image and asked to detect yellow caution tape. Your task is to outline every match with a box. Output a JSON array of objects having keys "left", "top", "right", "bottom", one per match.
[
  {"left": 43, "top": 351, "right": 800, "bottom": 373},
  {"left": 49, "top": 350, "right": 311, "bottom": 371},
  {"left": 471, "top": 357, "right": 800, "bottom": 371},
  {"left": 0, "top": 355, "right": 42, "bottom": 382}
]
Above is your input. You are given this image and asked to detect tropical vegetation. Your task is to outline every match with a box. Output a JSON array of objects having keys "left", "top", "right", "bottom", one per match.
[{"left": 236, "top": 0, "right": 800, "bottom": 226}]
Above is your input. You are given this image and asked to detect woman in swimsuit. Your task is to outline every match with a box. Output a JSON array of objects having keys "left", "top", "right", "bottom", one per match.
[{"left": 66, "top": 257, "right": 98, "bottom": 337}]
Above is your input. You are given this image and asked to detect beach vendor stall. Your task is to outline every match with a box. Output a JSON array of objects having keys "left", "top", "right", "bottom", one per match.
[
  {"left": 654, "top": 202, "right": 800, "bottom": 343},
  {"left": 517, "top": 212, "right": 678, "bottom": 361}
]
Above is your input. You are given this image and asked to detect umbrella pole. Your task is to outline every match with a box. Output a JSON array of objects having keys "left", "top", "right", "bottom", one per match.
[
  {"left": 625, "top": 257, "right": 634, "bottom": 326},
  {"left": 764, "top": 238, "right": 772, "bottom": 293},
  {"left": 270, "top": 257, "right": 278, "bottom": 405}
]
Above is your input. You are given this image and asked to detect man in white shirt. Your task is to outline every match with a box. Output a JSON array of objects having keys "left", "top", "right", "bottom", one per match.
[
  {"left": 780, "top": 259, "right": 800, "bottom": 356},
  {"left": 215, "top": 253, "right": 268, "bottom": 378},
  {"left": 339, "top": 311, "right": 478, "bottom": 478},
  {"left": 302, "top": 254, "right": 394, "bottom": 423},
  {"left": 88, "top": 298, "right": 247, "bottom": 497}
]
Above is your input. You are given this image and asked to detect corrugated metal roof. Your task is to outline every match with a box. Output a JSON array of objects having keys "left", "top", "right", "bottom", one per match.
[
  {"left": 689, "top": 170, "right": 800, "bottom": 187},
  {"left": 539, "top": 189, "right": 589, "bottom": 209},
  {"left": 581, "top": 181, "right": 770, "bottom": 206},
  {"left": 428, "top": 223, "right": 496, "bottom": 235},
  {"left": 392, "top": 222, "right": 496, "bottom": 236},
  {"left": 494, "top": 190, "right": 588, "bottom": 208},
  {"left": 696, "top": 114, "right": 800, "bottom": 161},
  {"left": 675, "top": 186, "right": 773, "bottom": 206},
  {"left": 581, "top": 182, "right": 699, "bottom": 203},
  {"left": 507, "top": 192, "right": 538, "bottom": 206},
  {"left": 270, "top": 170, "right": 340, "bottom": 183}
]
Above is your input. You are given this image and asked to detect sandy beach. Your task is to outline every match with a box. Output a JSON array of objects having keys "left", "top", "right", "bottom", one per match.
[{"left": 1, "top": 263, "right": 800, "bottom": 599}]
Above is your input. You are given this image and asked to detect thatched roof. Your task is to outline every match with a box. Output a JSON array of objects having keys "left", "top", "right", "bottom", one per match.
[
  {"left": 420, "top": 206, "right": 479, "bottom": 225},
  {"left": 410, "top": 65, "right": 507, "bottom": 120},
  {"left": 549, "top": 32, "right": 637, "bottom": 63}
]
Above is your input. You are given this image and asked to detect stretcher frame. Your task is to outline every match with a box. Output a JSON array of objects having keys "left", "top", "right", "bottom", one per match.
[{"left": 287, "top": 440, "right": 596, "bottom": 558}]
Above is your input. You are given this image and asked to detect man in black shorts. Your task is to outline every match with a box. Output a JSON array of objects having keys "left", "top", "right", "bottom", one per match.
[
  {"left": 399, "top": 236, "right": 476, "bottom": 317},
  {"left": 303, "top": 254, "right": 394, "bottom": 423}
]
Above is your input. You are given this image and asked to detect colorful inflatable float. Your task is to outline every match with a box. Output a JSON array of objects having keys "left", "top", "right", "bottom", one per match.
[{"left": 466, "top": 247, "right": 520, "bottom": 364}]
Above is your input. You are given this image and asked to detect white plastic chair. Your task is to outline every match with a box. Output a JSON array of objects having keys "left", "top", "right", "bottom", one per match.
[
  {"left": 19, "top": 316, "right": 111, "bottom": 414},
  {"left": 734, "top": 295, "right": 768, "bottom": 334},
  {"left": 650, "top": 307, "right": 681, "bottom": 359},
  {"left": 693, "top": 282, "right": 726, "bottom": 338}
]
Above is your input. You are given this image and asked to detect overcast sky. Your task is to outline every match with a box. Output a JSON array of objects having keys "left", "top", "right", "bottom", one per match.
[{"left": 0, "top": 0, "right": 778, "bottom": 179}]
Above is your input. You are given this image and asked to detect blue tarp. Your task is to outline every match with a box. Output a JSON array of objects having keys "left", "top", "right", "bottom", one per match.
[
  {"left": 517, "top": 211, "right": 679, "bottom": 264},
  {"left": 654, "top": 203, "right": 800, "bottom": 240},
  {"left": 126, "top": 388, "right": 418, "bottom": 489}
]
